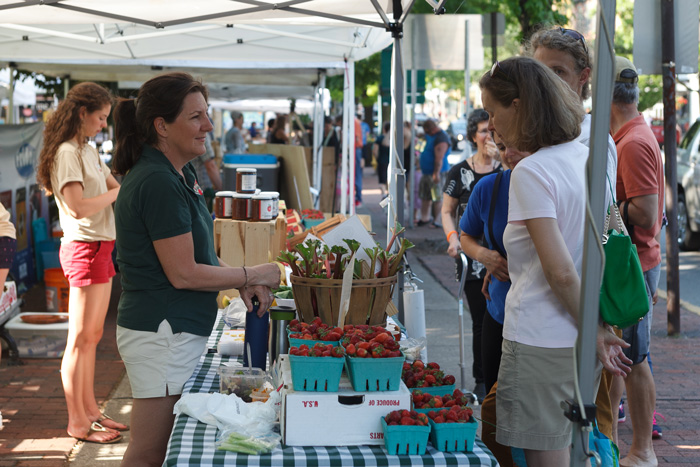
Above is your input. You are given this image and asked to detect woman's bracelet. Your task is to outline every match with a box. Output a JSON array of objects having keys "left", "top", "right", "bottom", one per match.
[
  {"left": 446, "top": 230, "right": 458, "bottom": 241},
  {"left": 242, "top": 266, "right": 248, "bottom": 288}
]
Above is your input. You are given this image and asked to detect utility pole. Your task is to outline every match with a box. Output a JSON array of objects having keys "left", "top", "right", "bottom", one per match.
[{"left": 661, "top": 0, "right": 681, "bottom": 335}]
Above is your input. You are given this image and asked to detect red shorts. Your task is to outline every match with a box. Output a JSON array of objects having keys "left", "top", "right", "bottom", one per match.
[{"left": 59, "top": 240, "right": 116, "bottom": 287}]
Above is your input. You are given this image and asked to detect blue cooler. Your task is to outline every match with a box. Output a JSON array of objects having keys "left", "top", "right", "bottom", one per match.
[{"left": 223, "top": 154, "right": 280, "bottom": 193}]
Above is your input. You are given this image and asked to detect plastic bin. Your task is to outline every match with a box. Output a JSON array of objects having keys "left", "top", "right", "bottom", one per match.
[
  {"left": 5, "top": 312, "right": 69, "bottom": 358},
  {"left": 217, "top": 365, "right": 267, "bottom": 402},
  {"left": 381, "top": 418, "right": 430, "bottom": 455},
  {"left": 345, "top": 352, "right": 405, "bottom": 392},
  {"left": 223, "top": 154, "right": 280, "bottom": 193},
  {"left": 429, "top": 418, "right": 478, "bottom": 452},
  {"left": 288, "top": 354, "right": 344, "bottom": 392}
]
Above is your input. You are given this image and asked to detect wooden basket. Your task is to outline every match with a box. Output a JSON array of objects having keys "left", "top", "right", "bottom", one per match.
[{"left": 290, "top": 275, "right": 397, "bottom": 326}]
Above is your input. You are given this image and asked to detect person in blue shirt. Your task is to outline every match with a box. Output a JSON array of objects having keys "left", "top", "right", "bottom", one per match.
[
  {"left": 459, "top": 134, "right": 527, "bottom": 467},
  {"left": 417, "top": 119, "right": 451, "bottom": 227}
]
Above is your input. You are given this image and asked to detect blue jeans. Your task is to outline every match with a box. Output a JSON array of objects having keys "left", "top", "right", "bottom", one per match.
[{"left": 622, "top": 263, "right": 660, "bottom": 365}]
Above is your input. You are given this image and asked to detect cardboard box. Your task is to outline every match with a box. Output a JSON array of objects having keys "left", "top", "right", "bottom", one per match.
[
  {"left": 278, "top": 355, "right": 411, "bottom": 446},
  {"left": 5, "top": 312, "right": 69, "bottom": 358},
  {"left": 0, "top": 281, "right": 17, "bottom": 320}
]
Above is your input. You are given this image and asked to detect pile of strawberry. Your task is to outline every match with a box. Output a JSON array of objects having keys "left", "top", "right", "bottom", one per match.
[
  {"left": 384, "top": 409, "right": 429, "bottom": 426},
  {"left": 288, "top": 317, "right": 343, "bottom": 342},
  {"left": 289, "top": 343, "right": 345, "bottom": 358},
  {"left": 412, "top": 389, "right": 472, "bottom": 409},
  {"left": 341, "top": 325, "right": 402, "bottom": 358},
  {"left": 427, "top": 405, "right": 474, "bottom": 424},
  {"left": 402, "top": 360, "right": 456, "bottom": 388}
]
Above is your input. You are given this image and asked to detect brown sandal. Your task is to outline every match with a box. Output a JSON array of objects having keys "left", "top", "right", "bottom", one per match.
[
  {"left": 74, "top": 422, "right": 123, "bottom": 444},
  {"left": 97, "top": 413, "right": 130, "bottom": 432}
]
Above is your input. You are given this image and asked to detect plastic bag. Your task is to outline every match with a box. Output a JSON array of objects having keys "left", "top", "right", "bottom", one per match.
[
  {"left": 399, "top": 336, "right": 427, "bottom": 362},
  {"left": 222, "top": 297, "right": 248, "bottom": 328},
  {"left": 216, "top": 430, "right": 281, "bottom": 454}
]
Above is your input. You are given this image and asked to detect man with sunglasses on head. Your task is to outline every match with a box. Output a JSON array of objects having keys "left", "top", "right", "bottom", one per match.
[{"left": 527, "top": 25, "right": 620, "bottom": 445}]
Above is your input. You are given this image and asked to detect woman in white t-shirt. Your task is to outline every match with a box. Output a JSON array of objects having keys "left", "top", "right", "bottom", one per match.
[
  {"left": 478, "top": 57, "right": 631, "bottom": 466},
  {"left": 37, "top": 82, "right": 124, "bottom": 444}
]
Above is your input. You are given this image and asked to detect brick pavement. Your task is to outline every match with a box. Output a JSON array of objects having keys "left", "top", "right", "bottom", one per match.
[{"left": 0, "top": 278, "right": 125, "bottom": 467}]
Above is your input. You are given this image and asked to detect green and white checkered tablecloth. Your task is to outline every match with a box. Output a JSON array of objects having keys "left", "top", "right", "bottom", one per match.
[{"left": 164, "top": 312, "right": 499, "bottom": 466}]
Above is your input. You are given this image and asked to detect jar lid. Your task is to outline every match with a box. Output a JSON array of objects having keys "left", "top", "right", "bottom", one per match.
[
  {"left": 259, "top": 191, "right": 279, "bottom": 198},
  {"left": 252, "top": 193, "right": 273, "bottom": 200},
  {"left": 230, "top": 192, "right": 253, "bottom": 199},
  {"left": 215, "top": 191, "right": 235, "bottom": 197},
  {"left": 236, "top": 168, "right": 257, "bottom": 173},
  {"left": 255, "top": 189, "right": 262, "bottom": 195}
]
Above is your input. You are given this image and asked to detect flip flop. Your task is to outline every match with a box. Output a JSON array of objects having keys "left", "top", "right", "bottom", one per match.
[
  {"left": 74, "top": 422, "right": 123, "bottom": 444},
  {"left": 97, "top": 412, "right": 130, "bottom": 432},
  {"left": 416, "top": 219, "right": 431, "bottom": 227}
]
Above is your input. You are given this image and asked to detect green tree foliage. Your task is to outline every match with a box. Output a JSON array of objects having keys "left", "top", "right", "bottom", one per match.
[
  {"left": 612, "top": 0, "right": 662, "bottom": 113},
  {"left": 326, "top": 52, "right": 381, "bottom": 108}
]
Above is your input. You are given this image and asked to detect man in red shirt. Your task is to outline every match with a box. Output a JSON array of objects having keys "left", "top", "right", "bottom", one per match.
[
  {"left": 354, "top": 115, "right": 364, "bottom": 207},
  {"left": 609, "top": 56, "right": 664, "bottom": 467}
]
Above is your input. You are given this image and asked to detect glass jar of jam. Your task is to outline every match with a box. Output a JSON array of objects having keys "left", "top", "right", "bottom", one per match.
[
  {"left": 231, "top": 193, "right": 252, "bottom": 220},
  {"left": 251, "top": 194, "right": 275, "bottom": 221},
  {"left": 236, "top": 168, "right": 257, "bottom": 194},
  {"left": 214, "top": 191, "right": 234, "bottom": 218},
  {"left": 260, "top": 191, "right": 280, "bottom": 218}
]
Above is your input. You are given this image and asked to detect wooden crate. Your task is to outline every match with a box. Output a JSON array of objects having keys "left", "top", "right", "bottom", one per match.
[{"left": 213, "top": 215, "right": 286, "bottom": 305}]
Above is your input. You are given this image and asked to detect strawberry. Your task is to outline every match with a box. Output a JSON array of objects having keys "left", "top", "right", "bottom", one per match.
[
  {"left": 444, "top": 375, "right": 456, "bottom": 385},
  {"left": 371, "top": 344, "right": 385, "bottom": 358},
  {"left": 412, "top": 360, "right": 425, "bottom": 370},
  {"left": 424, "top": 374, "right": 437, "bottom": 385},
  {"left": 345, "top": 344, "right": 356, "bottom": 356},
  {"left": 356, "top": 348, "right": 369, "bottom": 358},
  {"left": 427, "top": 362, "right": 440, "bottom": 370},
  {"left": 330, "top": 346, "right": 345, "bottom": 358},
  {"left": 400, "top": 417, "right": 416, "bottom": 425}
]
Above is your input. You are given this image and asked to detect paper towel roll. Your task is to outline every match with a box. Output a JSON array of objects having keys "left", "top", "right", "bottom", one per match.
[
  {"left": 403, "top": 288, "right": 427, "bottom": 361},
  {"left": 217, "top": 339, "right": 244, "bottom": 356}
]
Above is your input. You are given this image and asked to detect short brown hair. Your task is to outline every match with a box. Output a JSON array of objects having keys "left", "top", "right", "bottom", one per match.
[
  {"left": 479, "top": 57, "right": 583, "bottom": 154},
  {"left": 525, "top": 26, "right": 593, "bottom": 100}
]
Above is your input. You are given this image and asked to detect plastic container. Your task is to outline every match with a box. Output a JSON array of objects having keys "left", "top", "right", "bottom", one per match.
[
  {"left": 217, "top": 365, "right": 267, "bottom": 402},
  {"left": 345, "top": 352, "right": 405, "bottom": 392},
  {"left": 5, "top": 312, "right": 70, "bottom": 358},
  {"left": 288, "top": 354, "right": 345, "bottom": 392},
  {"left": 242, "top": 300, "right": 269, "bottom": 370},
  {"left": 429, "top": 418, "right": 478, "bottom": 452},
  {"left": 236, "top": 168, "right": 257, "bottom": 193},
  {"left": 44, "top": 268, "right": 69, "bottom": 314},
  {"left": 381, "top": 418, "right": 430, "bottom": 455},
  {"left": 223, "top": 154, "right": 280, "bottom": 193},
  {"left": 413, "top": 384, "right": 456, "bottom": 398},
  {"left": 288, "top": 336, "right": 341, "bottom": 348}
]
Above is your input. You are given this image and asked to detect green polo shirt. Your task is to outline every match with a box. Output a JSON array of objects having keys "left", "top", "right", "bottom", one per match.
[{"left": 115, "top": 145, "right": 219, "bottom": 336}]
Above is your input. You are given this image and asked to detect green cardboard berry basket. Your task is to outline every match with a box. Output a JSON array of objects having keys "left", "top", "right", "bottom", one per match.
[
  {"left": 381, "top": 418, "right": 430, "bottom": 455},
  {"left": 288, "top": 336, "right": 341, "bottom": 348},
  {"left": 411, "top": 384, "right": 455, "bottom": 397},
  {"left": 288, "top": 354, "right": 345, "bottom": 392},
  {"left": 345, "top": 352, "right": 405, "bottom": 392},
  {"left": 428, "top": 418, "right": 478, "bottom": 452}
]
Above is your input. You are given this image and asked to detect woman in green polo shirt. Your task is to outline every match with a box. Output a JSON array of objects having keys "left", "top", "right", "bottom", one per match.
[{"left": 112, "top": 72, "right": 280, "bottom": 466}]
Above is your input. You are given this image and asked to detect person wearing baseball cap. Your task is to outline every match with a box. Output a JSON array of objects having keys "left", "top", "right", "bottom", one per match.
[{"left": 609, "top": 54, "right": 664, "bottom": 466}]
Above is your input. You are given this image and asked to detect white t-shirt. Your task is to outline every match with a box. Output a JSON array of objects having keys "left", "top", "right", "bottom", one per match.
[
  {"left": 503, "top": 140, "right": 588, "bottom": 348},
  {"left": 576, "top": 113, "right": 618, "bottom": 217}
]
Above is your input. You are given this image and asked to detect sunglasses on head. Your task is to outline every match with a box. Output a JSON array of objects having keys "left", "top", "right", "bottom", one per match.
[
  {"left": 558, "top": 27, "right": 588, "bottom": 54},
  {"left": 490, "top": 61, "right": 514, "bottom": 84}
]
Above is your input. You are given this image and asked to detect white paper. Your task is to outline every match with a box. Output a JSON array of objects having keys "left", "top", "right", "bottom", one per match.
[{"left": 338, "top": 252, "right": 355, "bottom": 328}]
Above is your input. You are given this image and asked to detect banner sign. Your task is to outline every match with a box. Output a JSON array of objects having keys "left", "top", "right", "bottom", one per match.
[{"left": 0, "top": 122, "right": 50, "bottom": 293}]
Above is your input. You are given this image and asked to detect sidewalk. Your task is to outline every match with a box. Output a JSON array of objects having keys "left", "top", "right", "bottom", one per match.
[{"left": 0, "top": 167, "right": 698, "bottom": 465}]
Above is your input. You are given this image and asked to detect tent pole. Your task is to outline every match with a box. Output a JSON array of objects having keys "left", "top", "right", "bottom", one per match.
[
  {"left": 388, "top": 0, "right": 405, "bottom": 322},
  {"left": 348, "top": 59, "right": 356, "bottom": 215},
  {"left": 312, "top": 81, "right": 321, "bottom": 206},
  {"left": 340, "top": 65, "right": 350, "bottom": 215},
  {"left": 8, "top": 65, "right": 15, "bottom": 124},
  {"left": 570, "top": 1, "right": 616, "bottom": 466}
]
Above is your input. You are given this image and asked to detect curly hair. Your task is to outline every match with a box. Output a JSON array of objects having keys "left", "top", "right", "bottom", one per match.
[
  {"left": 112, "top": 72, "right": 208, "bottom": 175},
  {"left": 467, "top": 109, "right": 490, "bottom": 144},
  {"left": 37, "top": 82, "right": 113, "bottom": 195},
  {"left": 525, "top": 26, "right": 593, "bottom": 100}
]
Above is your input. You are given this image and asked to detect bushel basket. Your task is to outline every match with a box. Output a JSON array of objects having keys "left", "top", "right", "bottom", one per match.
[{"left": 290, "top": 275, "right": 397, "bottom": 326}]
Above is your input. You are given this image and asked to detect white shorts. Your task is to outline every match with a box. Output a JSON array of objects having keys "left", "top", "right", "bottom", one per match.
[{"left": 117, "top": 320, "right": 207, "bottom": 398}]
